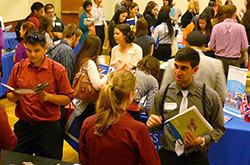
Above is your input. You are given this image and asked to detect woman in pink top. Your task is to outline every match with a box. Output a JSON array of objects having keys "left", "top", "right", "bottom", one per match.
[
  {"left": 14, "top": 21, "right": 35, "bottom": 64},
  {"left": 79, "top": 70, "right": 160, "bottom": 165}
]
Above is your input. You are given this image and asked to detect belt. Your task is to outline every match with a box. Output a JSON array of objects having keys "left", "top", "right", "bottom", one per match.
[
  {"left": 95, "top": 25, "right": 105, "bottom": 28},
  {"left": 163, "top": 148, "right": 207, "bottom": 158},
  {"left": 216, "top": 56, "right": 239, "bottom": 59},
  {"left": 19, "top": 119, "right": 56, "bottom": 126},
  {"left": 180, "top": 151, "right": 207, "bottom": 158}
]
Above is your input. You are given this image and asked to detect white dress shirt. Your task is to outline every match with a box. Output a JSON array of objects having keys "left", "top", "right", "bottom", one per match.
[{"left": 91, "top": 3, "right": 107, "bottom": 26}]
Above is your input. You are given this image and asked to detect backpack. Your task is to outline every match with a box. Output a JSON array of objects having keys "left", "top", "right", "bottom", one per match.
[{"left": 15, "top": 15, "right": 32, "bottom": 43}]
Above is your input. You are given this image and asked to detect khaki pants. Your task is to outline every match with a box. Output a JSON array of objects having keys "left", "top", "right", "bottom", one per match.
[{"left": 216, "top": 56, "right": 240, "bottom": 79}]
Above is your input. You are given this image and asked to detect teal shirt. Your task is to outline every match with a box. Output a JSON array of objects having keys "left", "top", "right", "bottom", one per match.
[{"left": 79, "top": 12, "right": 89, "bottom": 44}]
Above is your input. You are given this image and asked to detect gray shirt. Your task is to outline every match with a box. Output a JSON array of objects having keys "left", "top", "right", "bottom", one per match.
[
  {"left": 134, "top": 70, "right": 159, "bottom": 114},
  {"left": 47, "top": 40, "right": 74, "bottom": 83},
  {"left": 152, "top": 22, "right": 175, "bottom": 44},
  {"left": 149, "top": 80, "right": 225, "bottom": 153},
  {"left": 134, "top": 35, "right": 155, "bottom": 57},
  {"left": 160, "top": 49, "right": 227, "bottom": 103}
]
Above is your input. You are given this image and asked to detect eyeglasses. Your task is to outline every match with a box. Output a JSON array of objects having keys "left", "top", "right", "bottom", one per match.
[{"left": 46, "top": 11, "right": 55, "bottom": 15}]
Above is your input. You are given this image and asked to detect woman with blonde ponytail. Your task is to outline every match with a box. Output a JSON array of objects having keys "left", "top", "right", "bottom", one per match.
[{"left": 79, "top": 70, "right": 160, "bottom": 165}]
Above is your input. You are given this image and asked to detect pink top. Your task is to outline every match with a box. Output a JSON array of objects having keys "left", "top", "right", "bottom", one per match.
[{"left": 208, "top": 19, "right": 249, "bottom": 58}]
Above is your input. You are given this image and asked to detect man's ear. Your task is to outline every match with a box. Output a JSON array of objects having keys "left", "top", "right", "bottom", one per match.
[
  {"left": 34, "top": 9, "right": 38, "bottom": 14},
  {"left": 193, "top": 66, "right": 199, "bottom": 74},
  {"left": 44, "top": 45, "right": 48, "bottom": 51},
  {"left": 232, "top": 13, "right": 237, "bottom": 19}
]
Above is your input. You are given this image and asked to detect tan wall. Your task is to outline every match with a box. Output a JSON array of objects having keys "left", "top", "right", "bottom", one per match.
[
  {"left": 0, "top": 0, "right": 245, "bottom": 22},
  {"left": 0, "top": 0, "right": 61, "bottom": 22}
]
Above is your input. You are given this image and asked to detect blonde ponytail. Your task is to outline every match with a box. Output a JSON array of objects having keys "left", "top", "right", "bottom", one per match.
[{"left": 94, "top": 70, "right": 136, "bottom": 136}]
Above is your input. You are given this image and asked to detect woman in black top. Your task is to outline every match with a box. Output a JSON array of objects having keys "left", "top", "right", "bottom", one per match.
[
  {"left": 108, "top": 8, "right": 128, "bottom": 48},
  {"left": 143, "top": 1, "right": 158, "bottom": 36}
]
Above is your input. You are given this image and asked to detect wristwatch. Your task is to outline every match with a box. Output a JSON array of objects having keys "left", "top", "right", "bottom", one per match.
[{"left": 200, "top": 137, "right": 206, "bottom": 147}]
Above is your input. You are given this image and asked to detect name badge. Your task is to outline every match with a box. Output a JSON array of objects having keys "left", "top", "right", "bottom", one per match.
[
  {"left": 127, "top": 50, "right": 134, "bottom": 54},
  {"left": 55, "top": 22, "right": 61, "bottom": 26},
  {"left": 164, "top": 102, "right": 177, "bottom": 110}
]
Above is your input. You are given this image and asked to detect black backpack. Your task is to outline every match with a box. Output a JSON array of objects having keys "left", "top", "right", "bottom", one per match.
[{"left": 15, "top": 15, "right": 33, "bottom": 43}]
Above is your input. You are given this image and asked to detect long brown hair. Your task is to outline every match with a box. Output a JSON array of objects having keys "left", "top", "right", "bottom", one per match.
[
  {"left": 137, "top": 56, "right": 160, "bottom": 80},
  {"left": 21, "top": 21, "right": 36, "bottom": 43},
  {"left": 143, "top": 1, "right": 158, "bottom": 16},
  {"left": 22, "top": 21, "right": 36, "bottom": 36},
  {"left": 73, "top": 34, "right": 101, "bottom": 76},
  {"left": 38, "top": 15, "right": 54, "bottom": 39},
  {"left": 135, "top": 18, "right": 148, "bottom": 37},
  {"left": 94, "top": 70, "right": 136, "bottom": 136}
]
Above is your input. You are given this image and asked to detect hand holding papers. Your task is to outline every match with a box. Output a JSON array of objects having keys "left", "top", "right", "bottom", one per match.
[
  {"left": 1, "top": 81, "right": 51, "bottom": 94},
  {"left": 164, "top": 105, "right": 213, "bottom": 145},
  {"left": 84, "top": 18, "right": 95, "bottom": 29}
]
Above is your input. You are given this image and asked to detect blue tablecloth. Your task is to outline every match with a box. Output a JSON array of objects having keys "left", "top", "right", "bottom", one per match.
[
  {"left": 142, "top": 113, "right": 250, "bottom": 165},
  {"left": 0, "top": 51, "right": 14, "bottom": 96},
  {"left": 208, "top": 113, "right": 250, "bottom": 165},
  {"left": 3, "top": 32, "right": 18, "bottom": 50}
]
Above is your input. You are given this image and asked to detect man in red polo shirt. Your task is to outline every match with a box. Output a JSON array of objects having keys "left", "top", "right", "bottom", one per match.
[
  {"left": 7, "top": 31, "right": 74, "bottom": 160},
  {"left": 27, "top": 2, "right": 44, "bottom": 30}
]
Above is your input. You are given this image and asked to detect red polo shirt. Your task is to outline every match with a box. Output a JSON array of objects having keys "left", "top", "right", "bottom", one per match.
[
  {"left": 7, "top": 56, "right": 74, "bottom": 121},
  {"left": 27, "top": 13, "right": 40, "bottom": 30}
]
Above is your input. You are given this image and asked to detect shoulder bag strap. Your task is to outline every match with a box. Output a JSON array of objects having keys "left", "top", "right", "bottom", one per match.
[
  {"left": 80, "top": 60, "right": 90, "bottom": 73},
  {"left": 52, "top": 61, "right": 58, "bottom": 93},
  {"left": 161, "top": 83, "right": 171, "bottom": 124},
  {"left": 158, "top": 25, "right": 169, "bottom": 43},
  {"left": 202, "top": 83, "right": 208, "bottom": 121}
]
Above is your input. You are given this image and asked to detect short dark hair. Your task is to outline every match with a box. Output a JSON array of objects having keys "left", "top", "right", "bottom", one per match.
[
  {"left": 83, "top": 1, "right": 92, "bottom": 10},
  {"left": 44, "top": 3, "right": 54, "bottom": 12},
  {"left": 175, "top": 47, "right": 200, "bottom": 68},
  {"left": 223, "top": 4, "right": 237, "bottom": 19},
  {"left": 208, "top": 1, "right": 216, "bottom": 7},
  {"left": 25, "top": 31, "right": 46, "bottom": 47},
  {"left": 186, "top": 31, "right": 205, "bottom": 47},
  {"left": 115, "top": 24, "right": 135, "bottom": 43},
  {"left": 31, "top": 2, "right": 44, "bottom": 13}
]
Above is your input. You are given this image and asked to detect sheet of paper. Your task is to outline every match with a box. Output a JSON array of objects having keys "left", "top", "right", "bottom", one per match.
[{"left": 84, "top": 18, "right": 94, "bottom": 25}]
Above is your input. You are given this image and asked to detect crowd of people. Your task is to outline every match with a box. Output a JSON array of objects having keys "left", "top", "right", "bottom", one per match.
[{"left": 0, "top": 0, "right": 249, "bottom": 164}]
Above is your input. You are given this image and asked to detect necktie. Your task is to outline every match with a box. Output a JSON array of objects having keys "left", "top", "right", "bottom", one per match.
[{"left": 175, "top": 90, "right": 189, "bottom": 156}]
